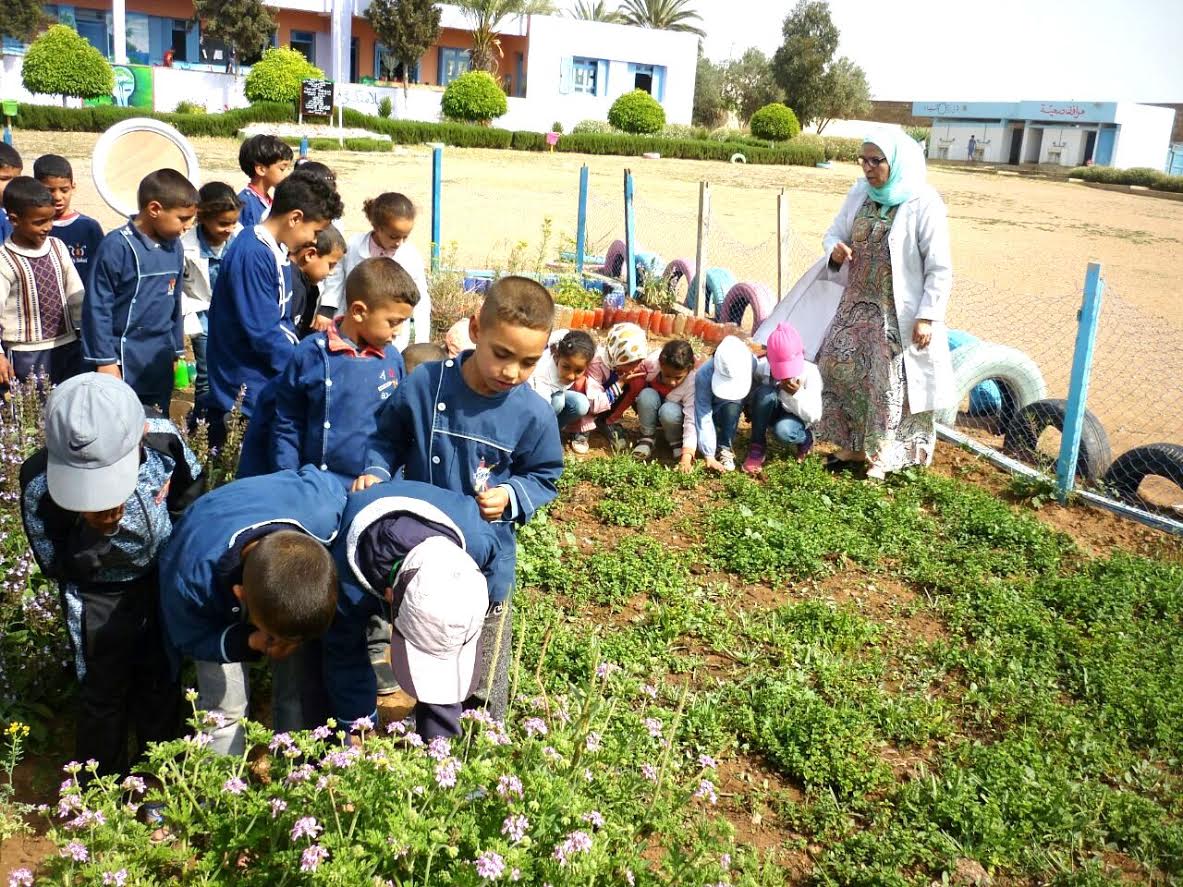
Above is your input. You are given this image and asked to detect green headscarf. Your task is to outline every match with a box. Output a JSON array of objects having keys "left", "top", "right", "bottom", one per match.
[{"left": 863, "top": 126, "right": 927, "bottom": 217}]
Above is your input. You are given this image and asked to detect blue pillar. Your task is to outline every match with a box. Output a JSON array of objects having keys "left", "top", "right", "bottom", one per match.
[
  {"left": 623, "top": 169, "right": 636, "bottom": 298},
  {"left": 1056, "top": 261, "right": 1105, "bottom": 500},
  {"left": 431, "top": 146, "right": 443, "bottom": 274},
  {"left": 575, "top": 164, "right": 589, "bottom": 277}
]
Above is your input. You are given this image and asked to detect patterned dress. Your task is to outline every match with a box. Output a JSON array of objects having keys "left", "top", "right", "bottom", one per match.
[{"left": 814, "top": 198, "right": 936, "bottom": 473}]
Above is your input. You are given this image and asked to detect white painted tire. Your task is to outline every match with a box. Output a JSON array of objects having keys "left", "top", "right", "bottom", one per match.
[
  {"left": 730, "top": 153, "right": 747, "bottom": 164},
  {"left": 92, "top": 118, "right": 201, "bottom": 216},
  {"left": 934, "top": 340, "right": 1047, "bottom": 427}
]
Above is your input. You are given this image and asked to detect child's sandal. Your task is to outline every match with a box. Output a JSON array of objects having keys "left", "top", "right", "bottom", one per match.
[{"left": 632, "top": 437, "right": 655, "bottom": 460}]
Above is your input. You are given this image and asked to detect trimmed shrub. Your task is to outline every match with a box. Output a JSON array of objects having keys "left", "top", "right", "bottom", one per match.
[
  {"left": 572, "top": 119, "right": 613, "bottom": 134},
  {"left": 660, "top": 123, "right": 704, "bottom": 141},
  {"left": 551, "top": 120, "right": 564, "bottom": 134},
  {"left": 14, "top": 102, "right": 295, "bottom": 135},
  {"left": 794, "top": 133, "right": 825, "bottom": 158},
  {"left": 244, "top": 47, "right": 323, "bottom": 105},
  {"left": 22, "top": 24, "right": 114, "bottom": 101},
  {"left": 823, "top": 136, "right": 862, "bottom": 162},
  {"left": 440, "top": 71, "right": 507, "bottom": 124},
  {"left": 608, "top": 90, "right": 666, "bottom": 135},
  {"left": 278, "top": 136, "right": 392, "bottom": 152},
  {"left": 174, "top": 100, "right": 206, "bottom": 114},
  {"left": 378, "top": 96, "right": 393, "bottom": 119},
  {"left": 512, "top": 130, "right": 548, "bottom": 151},
  {"left": 749, "top": 103, "right": 800, "bottom": 142},
  {"left": 555, "top": 132, "right": 823, "bottom": 166},
  {"left": 1069, "top": 165, "right": 1183, "bottom": 193}
]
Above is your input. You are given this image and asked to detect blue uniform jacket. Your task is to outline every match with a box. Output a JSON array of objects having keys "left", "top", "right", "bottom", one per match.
[
  {"left": 204, "top": 226, "right": 296, "bottom": 416},
  {"left": 0, "top": 210, "right": 10, "bottom": 242},
  {"left": 237, "top": 330, "right": 404, "bottom": 484},
  {"left": 362, "top": 353, "right": 563, "bottom": 600},
  {"left": 324, "top": 480, "right": 504, "bottom": 724},
  {"left": 53, "top": 214, "right": 105, "bottom": 288},
  {"left": 237, "top": 187, "right": 267, "bottom": 229},
  {"left": 81, "top": 221, "right": 185, "bottom": 409},
  {"left": 158, "top": 466, "right": 346, "bottom": 672}
]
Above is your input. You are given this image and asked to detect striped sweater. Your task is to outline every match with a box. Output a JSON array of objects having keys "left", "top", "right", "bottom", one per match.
[{"left": 0, "top": 237, "right": 85, "bottom": 351}]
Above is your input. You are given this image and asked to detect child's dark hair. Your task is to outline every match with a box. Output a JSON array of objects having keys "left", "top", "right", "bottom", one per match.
[
  {"left": 479, "top": 276, "right": 554, "bottom": 333},
  {"left": 362, "top": 192, "right": 415, "bottom": 228},
  {"left": 402, "top": 343, "right": 447, "bottom": 373},
  {"left": 242, "top": 531, "right": 338, "bottom": 640},
  {"left": 659, "top": 339, "right": 695, "bottom": 371},
  {"left": 271, "top": 171, "right": 343, "bottom": 223},
  {"left": 238, "top": 134, "right": 293, "bottom": 178},
  {"left": 32, "top": 154, "right": 73, "bottom": 182},
  {"left": 0, "top": 143, "right": 21, "bottom": 171},
  {"left": 2, "top": 177, "right": 53, "bottom": 216},
  {"left": 197, "top": 181, "right": 242, "bottom": 217},
  {"left": 556, "top": 330, "right": 595, "bottom": 363},
  {"left": 137, "top": 168, "right": 199, "bottom": 210},
  {"left": 313, "top": 223, "right": 346, "bottom": 256},
  {"left": 345, "top": 257, "right": 419, "bottom": 310},
  {"left": 293, "top": 158, "right": 337, "bottom": 187}
]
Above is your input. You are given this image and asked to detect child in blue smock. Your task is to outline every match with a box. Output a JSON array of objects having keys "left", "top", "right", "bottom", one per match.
[
  {"left": 33, "top": 154, "right": 104, "bottom": 289},
  {"left": 82, "top": 169, "right": 197, "bottom": 413},
  {"left": 202, "top": 170, "right": 343, "bottom": 450},
  {"left": 236, "top": 134, "right": 292, "bottom": 228},
  {"left": 356, "top": 276, "right": 564, "bottom": 719},
  {"left": 236, "top": 257, "right": 413, "bottom": 484}
]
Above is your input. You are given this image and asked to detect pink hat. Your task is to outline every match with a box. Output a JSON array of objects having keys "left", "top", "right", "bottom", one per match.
[{"left": 766, "top": 322, "right": 804, "bottom": 381}]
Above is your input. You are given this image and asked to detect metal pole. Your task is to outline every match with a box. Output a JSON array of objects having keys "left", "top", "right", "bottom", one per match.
[
  {"left": 431, "top": 146, "right": 443, "bottom": 274},
  {"left": 623, "top": 169, "right": 637, "bottom": 298},
  {"left": 693, "top": 181, "right": 711, "bottom": 318},
  {"left": 777, "top": 189, "right": 790, "bottom": 300},
  {"left": 576, "top": 164, "right": 589, "bottom": 277},
  {"left": 1056, "top": 261, "right": 1105, "bottom": 500}
]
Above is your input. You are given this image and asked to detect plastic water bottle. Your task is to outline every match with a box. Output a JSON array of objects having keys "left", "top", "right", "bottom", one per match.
[{"left": 174, "top": 361, "right": 191, "bottom": 390}]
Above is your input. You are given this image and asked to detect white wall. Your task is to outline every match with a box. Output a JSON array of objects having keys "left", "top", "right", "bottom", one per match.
[
  {"left": 929, "top": 121, "right": 1006, "bottom": 162},
  {"left": 153, "top": 67, "right": 246, "bottom": 113},
  {"left": 1112, "top": 102, "right": 1176, "bottom": 170},
  {"left": 0, "top": 53, "right": 85, "bottom": 108},
  {"left": 1041, "top": 126, "right": 1089, "bottom": 166}
]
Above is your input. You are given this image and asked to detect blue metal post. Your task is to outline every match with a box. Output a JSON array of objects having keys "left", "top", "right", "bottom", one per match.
[
  {"left": 1056, "top": 261, "right": 1105, "bottom": 500},
  {"left": 431, "top": 146, "right": 443, "bottom": 274},
  {"left": 623, "top": 169, "right": 637, "bottom": 298},
  {"left": 299, "top": 135, "right": 309, "bottom": 158},
  {"left": 575, "top": 164, "right": 589, "bottom": 277}
]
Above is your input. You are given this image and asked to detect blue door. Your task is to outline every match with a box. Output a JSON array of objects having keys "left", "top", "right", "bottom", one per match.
[
  {"left": 1095, "top": 128, "right": 1116, "bottom": 166},
  {"left": 1168, "top": 145, "right": 1183, "bottom": 177}
]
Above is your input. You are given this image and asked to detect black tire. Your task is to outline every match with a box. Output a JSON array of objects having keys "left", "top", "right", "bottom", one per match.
[
  {"left": 1002, "top": 398, "right": 1113, "bottom": 483},
  {"left": 1103, "top": 444, "right": 1183, "bottom": 505}
]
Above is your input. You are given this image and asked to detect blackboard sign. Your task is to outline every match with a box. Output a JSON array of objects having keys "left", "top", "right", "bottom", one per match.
[{"left": 301, "top": 79, "right": 334, "bottom": 117}]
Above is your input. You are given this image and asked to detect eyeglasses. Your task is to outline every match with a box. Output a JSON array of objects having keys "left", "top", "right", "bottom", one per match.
[{"left": 857, "top": 155, "right": 888, "bottom": 168}]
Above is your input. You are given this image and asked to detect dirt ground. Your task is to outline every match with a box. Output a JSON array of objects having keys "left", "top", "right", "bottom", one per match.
[{"left": 9, "top": 130, "right": 1183, "bottom": 483}]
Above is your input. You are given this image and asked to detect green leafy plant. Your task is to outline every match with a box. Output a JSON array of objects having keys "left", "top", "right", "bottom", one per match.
[
  {"left": 21, "top": 24, "right": 114, "bottom": 103},
  {"left": 377, "top": 95, "right": 393, "bottom": 118},
  {"left": 441, "top": 70, "right": 508, "bottom": 125},
  {"left": 550, "top": 276, "right": 604, "bottom": 311},
  {"left": 173, "top": 100, "right": 206, "bottom": 114},
  {"left": 572, "top": 118, "right": 614, "bottom": 134},
  {"left": 244, "top": 46, "right": 324, "bottom": 105},
  {"left": 365, "top": 0, "right": 442, "bottom": 98},
  {"left": 748, "top": 102, "right": 801, "bottom": 142},
  {"left": 608, "top": 89, "right": 667, "bottom": 135},
  {"left": 1007, "top": 472, "right": 1061, "bottom": 510},
  {"left": 0, "top": 0, "right": 46, "bottom": 43},
  {"left": 551, "top": 120, "right": 564, "bottom": 134},
  {"left": 193, "top": 0, "right": 278, "bottom": 73}
]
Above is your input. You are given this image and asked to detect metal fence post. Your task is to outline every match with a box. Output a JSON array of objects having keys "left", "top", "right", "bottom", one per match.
[
  {"left": 1056, "top": 261, "right": 1105, "bottom": 500},
  {"left": 623, "top": 169, "right": 637, "bottom": 298},
  {"left": 693, "top": 181, "right": 711, "bottom": 318},
  {"left": 576, "top": 164, "right": 589, "bottom": 277},
  {"left": 431, "top": 146, "right": 443, "bottom": 274}
]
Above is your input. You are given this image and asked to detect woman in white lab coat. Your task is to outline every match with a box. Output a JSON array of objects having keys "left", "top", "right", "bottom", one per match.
[{"left": 814, "top": 127, "right": 955, "bottom": 479}]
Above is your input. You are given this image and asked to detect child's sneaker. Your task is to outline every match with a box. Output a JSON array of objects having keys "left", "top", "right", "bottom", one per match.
[
  {"left": 571, "top": 433, "right": 590, "bottom": 455},
  {"left": 742, "top": 443, "right": 766, "bottom": 474},
  {"left": 632, "top": 437, "right": 655, "bottom": 460},
  {"left": 718, "top": 447, "right": 736, "bottom": 472},
  {"left": 796, "top": 429, "right": 814, "bottom": 462}
]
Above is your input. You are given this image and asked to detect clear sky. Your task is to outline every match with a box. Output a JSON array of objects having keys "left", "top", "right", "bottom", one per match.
[{"left": 666, "top": 0, "right": 1183, "bottom": 103}]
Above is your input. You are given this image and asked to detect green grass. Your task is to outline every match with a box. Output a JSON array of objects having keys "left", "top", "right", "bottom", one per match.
[{"left": 517, "top": 454, "right": 1183, "bottom": 883}]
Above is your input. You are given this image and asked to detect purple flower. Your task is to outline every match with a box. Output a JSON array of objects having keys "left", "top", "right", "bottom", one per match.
[
  {"left": 497, "top": 774, "right": 523, "bottom": 800},
  {"left": 300, "top": 844, "right": 329, "bottom": 872},
  {"left": 351, "top": 716, "right": 374, "bottom": 733},
  {"left": 721, "top": 852, "right": 732, "bottom": 871},
  {"left": 642, "top": 683, "right": 658, "bottom": 698},
  {"left": 699, "top": 753, "right": 718, "bottom": 769},
  {"left": 121, "top": 775, "right": 146, "bottom": 794},
  {"left": 223, "top": 777, "right": 248, "bottom": 795},
  {"left": 186, "top": 732, "right": 213, "bottom": 748},
  {"left": 386, "top": 720, "right": 408, "bottom": 735},
  {"left": 404, "top": 732, "right": 424, "bottom": 748},
  {"left": 596, "top": 661, "right": 619, "bottom": 678},
  {"left": 286, "top": 764, "right": 315, "bottom": 784},
  {"left": 501, "top": 813, "right": 529, "bottom": 843},
  {"left": 268, "top": 733, "right": 294, "bottom": 751},
  {"left": 643, "top": 717, "right": 663, "bottom": 738},
  {"left": 641, "top": 763, "right": 658, "bottom": 782},
  {"left": 311, "top": 725, "right": 332, "bottom": 741},
  {"left": 553, "top": 830, "right": 593, "bottom": 866},
  {"left": 270, "top": 798, "right": 288, "bottom": 818},
  {"left": 582, "top": 810, "right": 605, "bottom": 829},
  {"left": 7, "top": 869, "right": 33, "bottom": 887},
  {"left": 585, "top": 732, "right": 602, "bottom": 753},
  {"left": 434, "top": 757, "right": 461, "bottom": 789},
  {"left": 60, "top": 841, "right": 88, "bottom": 862},
  {"left": 523, "top": 717, "right": 548, "bottom": 737},
  {"left": 65, "top": 809, "right": 106, "bottom": 830},
  {"left": 290, "top": 816, "right": 323, "bottom": 842},
  {"left": 511, "top": 868, "right": 521, "bottom": 882},
  {"left": 474, "top": 850, "right": 506, "bottom": 880},
  {"left": 543, "top": 746, "right": 563, "bottom": 762},
  {"left": 101, "top": 871, "right": 128, "bottom": 886},
  {"left": 694, "top": 779, "right": 718, "bottom": 805},
  {"left": 62, "top": 761, "right": 82, "bottom": 775},
  {"left": 426, "top": 736, "right": 452, "bottom": 760}
]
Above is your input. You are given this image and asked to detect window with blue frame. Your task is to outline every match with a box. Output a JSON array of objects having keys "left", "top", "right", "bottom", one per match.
[
  {"left": 571, "top": 57, "right": 599, "bottom": 95},
  {"left": 628, "top": 63, "right": 666, "bottom": 102},
  {"left": 290, "top": 30, "right": 316, "bottom": 66},
  {"left": 375, "top": 44, "right": 419, "bottom": 83},
  {"left": 438, "top": 46, "right": 471, "bottom": 86}
]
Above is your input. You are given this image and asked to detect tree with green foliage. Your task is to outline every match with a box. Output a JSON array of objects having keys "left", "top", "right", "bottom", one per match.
[
  {"left": 365, "top": 0, "right": 442, "bottom": 98},
  {"left": 192, "top": 0, "right": 277, "bottom": 74},
  {"left": 453, "top": 0, "right": 555, "bottom": 72},
  {"left": 816, "top": 56, "right": 871, "bottom": 133},
  {"left": 692, "top": 49, "right": 728, "bottom": 128},
  {"left": 722, "top": 48, "right": 783, "bottom": 124},
  {"left": 608, "top": 88, "right": 666, "bottom": 134},
  {"left": 771, "top": 0, "right": 839, "bottom": 128},
  {"left": 244, "top": 46, "right": 323, "bottom": 105},
  {"left": 749, "top": 102, "right": 800, "bottom": 141},
  {"left": 0, "top": 0, "right": 46, "bottom": 43},
  {"left": 21, "top": 24, "right": 114, "bottom": 105},
  {"left": 441, "top": 70, "right": 508, "bottom": 124},
  {"left": 619, "top": 0, "right": 704, "bottom": 37},
  {"left": 569, "top": 0, "right": 624, "bottom": 22}
]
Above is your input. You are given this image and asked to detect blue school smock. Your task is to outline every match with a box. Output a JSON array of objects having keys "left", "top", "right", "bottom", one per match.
[
  {"left": 322, "top": 480, "right": 503, "bottom": 724},
  {"left": 362, "top": 352, "right": 564, "bottom": 601},
  {"left": 0, "top": 209, "right": 10, "bottom": 243},
  {"left": 53, "top": 214, "right": 104, "bottom": 287},
  {"left": 237, "top": 186, "right": 268, "bottom": 229},
  {"left": 81, "top": 220, "right": 185, "bottom": 409},
  {"left": 158, "top": 466, "right": 346, "bottom": 673},
  {"left": 239, "top": 325, "right": 404, "bottom": 484},
  {"left": 204, "top": 225, "right": 295, "bottom": 416}
]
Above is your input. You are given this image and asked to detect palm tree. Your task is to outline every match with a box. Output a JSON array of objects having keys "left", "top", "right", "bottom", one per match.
[
  {"left": 618, "top": 0, "right": 704, "bottom": 36},
  {"left": 453, "top": 0, "right": 556, "bottom": 72},
  {"left": 569, "top": 0, "right": 625, "bottom": 22}
]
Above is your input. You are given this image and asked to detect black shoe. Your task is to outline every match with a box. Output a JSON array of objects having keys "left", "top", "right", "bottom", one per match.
[
  {"left": 373, "top": 658, "right": 400, "bottom": 696},
  {"left": 822, "top": 454, "right": 864, "bottom": 474}
]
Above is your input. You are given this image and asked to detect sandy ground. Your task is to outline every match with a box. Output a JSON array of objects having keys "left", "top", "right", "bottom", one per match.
[{"left": 11, "top": 131, "right": 1183, "bottom": 471}]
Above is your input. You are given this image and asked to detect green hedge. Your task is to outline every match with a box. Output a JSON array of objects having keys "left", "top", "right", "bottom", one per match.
[
  {"left": 339, "top": 110, "right": 514, "bottom": 148},
  {"left": 554, "top": 132, "right": 824, "bottom": 166},
  {"left": 14, "top": 102, "right": 295, "bottom": 135},
  {"left": 511, "top": 130, "right": 548, "bottom": 151},
  {"left": 1069, "top": 165, "right": 1183, "bottom": 193},
  {"left": 822, "top": 136, "right": 862, "bottom": 162},
  {"left": 278, "top": 136, "right": 392, "bottom": 153}
]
